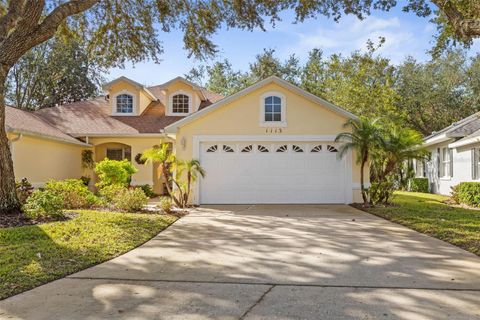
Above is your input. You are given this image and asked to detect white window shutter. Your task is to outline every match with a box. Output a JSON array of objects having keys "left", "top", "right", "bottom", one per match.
[{"left": 449, "top": 149, "right": 453, "bottom": 177}]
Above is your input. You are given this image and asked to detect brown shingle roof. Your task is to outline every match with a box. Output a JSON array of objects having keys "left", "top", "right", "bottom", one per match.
[{"left": 5, "top": 107, "right": 86, "bottom": 145}]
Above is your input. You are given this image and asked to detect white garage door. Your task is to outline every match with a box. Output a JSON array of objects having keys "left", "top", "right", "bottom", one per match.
[{"left": 199, "top": 142, "right": 347, "bottom": 204}]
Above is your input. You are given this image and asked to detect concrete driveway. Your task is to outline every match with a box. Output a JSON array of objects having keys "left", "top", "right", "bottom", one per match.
[{"left": 1, "top": 205, "right": 480, "bottom": 319}]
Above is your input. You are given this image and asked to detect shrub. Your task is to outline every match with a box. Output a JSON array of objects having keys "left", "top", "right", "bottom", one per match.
[
  {"left": 16, "top": 178, "right": 34, "bottom": 205},
  {"left": 451, "top": 182, "right": 480, "bottom": 207},
  {"left": 44, "top": 179, "right": 97, "bottom": 209},
  {"left": 94, "top": 159, "right": 137, "bottom": 188},
  {"left": 113, "top": 188, "right": 148, "bottom": 212},
  {"left": 139, "top": 184, "right": 157, "bottom": 198},
  {"left": 409, "top": 178, "right": 429, "bottom": 193},
  {"left": 158, "top": 196, "right": 172, "bottom": 213},
  {"left": 23, "top": 189, "right": 64, "bottom": 220},
  {"left": 98, "top": 184, "right": 125, "bottom": 203}
]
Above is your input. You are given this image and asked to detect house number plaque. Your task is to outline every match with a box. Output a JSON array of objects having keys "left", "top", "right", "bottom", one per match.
[{"left": 265, "top": 128, "right": 282, "bottom": 134}]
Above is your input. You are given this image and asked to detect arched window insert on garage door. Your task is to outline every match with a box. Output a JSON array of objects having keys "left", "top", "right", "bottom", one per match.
[
  {"left": 258, "top": 145, "right": 270, "bottom": 153},
  {"left": 276, "top": 145, "right": 288, "bottom": 153},
  {"left": 206, "top": 145, "right": 218, "bottom": 153},
  {"left": 223, "top": 145, "right": 235, "bottom": 153},
  {"left": 241, "top": 145, "right": 253, "bottom": 153},
  {"left": 327, "top": 145, "right": 338, "bottom": 152},
  {"left": 311, "top": 145, "right": 323, "bottom": 153},
  {"left": 292, "top": 145, "right": 304, "bottom": 153}
]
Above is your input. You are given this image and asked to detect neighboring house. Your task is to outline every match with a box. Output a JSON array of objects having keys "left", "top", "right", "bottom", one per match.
[
  {"left": 6, "top": 75, "right": 365, "bottom": 204},
  {"left": 421, "top": 112, "right": 480, "bottom": 195}
]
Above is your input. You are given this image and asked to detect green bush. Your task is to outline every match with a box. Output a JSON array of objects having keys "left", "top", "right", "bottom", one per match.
[
  {"left": 16, "top": 178, "right": 34, "bottom": 205},
  {"left": 139, "top": 184, "right": 157, "bottom": 198},
  {"left": 23, "top": 189, "right": 64, "bottom": 220},
  {"left": 409, "top": 178, "right": 429, "bottom": 193},
  {"left": 44, "top": 179, "right": 97, "bottom": 209},
  {"left": 94, "top": 159, "right": 137, "bottom": 188},
  {"left": 158, "top": 196, "right": 172, "bottom": 213},
  {"left": 98, "top": 184, "right": 125, "bottom": 203},
  {"left": 113, "top": 188, "right": 148, "bottom": 212},
  {"left": 451, "top": 182, "right": 480, "bottom": 207}
]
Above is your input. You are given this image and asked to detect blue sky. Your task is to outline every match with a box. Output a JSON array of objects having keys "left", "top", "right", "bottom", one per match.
[{"left": 107, "top": 5, "right": 480, "bottom": 86}]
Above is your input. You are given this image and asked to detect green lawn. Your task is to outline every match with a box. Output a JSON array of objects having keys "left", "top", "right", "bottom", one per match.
[
  {"left": 365, "top": 191, "right": 480, "bottom": 256},
  {"left": 0, "top": 210, "right": 177, "bottom": 300}
]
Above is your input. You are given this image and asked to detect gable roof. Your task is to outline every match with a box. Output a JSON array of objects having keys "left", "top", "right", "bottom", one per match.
[
  {"left": 148, "top": 76, "right": 209, "bottom": 100},
  {"left": 164, "top": 76, "right": 358, "bottom": 133},
  {"left": 6, "top": 107, "right": 89, "bottom": 146},
  {"left": 423, "top": 112, "right": 480, "bottom": 147},
  {"left": 103, "top": 76, "right": 158, "bottom": 101}
]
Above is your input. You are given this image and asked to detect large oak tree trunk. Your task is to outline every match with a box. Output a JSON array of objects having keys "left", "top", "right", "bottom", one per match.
[{"left": 0, "top": 65, "right": 20, "bottom": 214}]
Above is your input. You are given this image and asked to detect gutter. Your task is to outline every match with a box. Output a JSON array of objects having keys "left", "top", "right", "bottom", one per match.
[
  {"left": 72, "top": 133, "right": 169, "bottom": 138},
  {"left": 449, "top": 136, "right": 480, "bottom": 148},
  {"left": 7, "top": 129, "right": 91, "bottom": 147}
]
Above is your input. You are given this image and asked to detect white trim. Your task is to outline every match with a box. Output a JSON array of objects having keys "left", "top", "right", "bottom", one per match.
[
  {"left": 423, "top": 133, "right": 450, "bottom": 147},
  {"left": 165, "top": 76, "right": 358, "bottom": 133},
  {"left": 449, "top": 135, "right": 480, "bottom": 148},
  {"left": 71, "top": 133, "right": 168, "bottom": 138},
  {"left": 112, "top": 90, "right": 137, "bottom": 116},
  {"left": 103, "top": 76, "right": 157, "bottom": 101},
  {"left": 192, "top": 135, "right": 354, "bottom": 205},
  {"left": 259, "top": 91, "right": 287, "bottom": 127},
  {"left": 193, "top": 135, "right": 338, "bottom": 142},
  {"left": 7, "top": 129, "right": 90, "bottom": 146},
  {"left": 167, "top": 90, "right": 193, "bottom": 116}
]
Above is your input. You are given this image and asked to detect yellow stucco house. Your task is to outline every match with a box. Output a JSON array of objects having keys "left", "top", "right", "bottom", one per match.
[{"left": 6, "top": 75, "right": 366, "bottom": 204}]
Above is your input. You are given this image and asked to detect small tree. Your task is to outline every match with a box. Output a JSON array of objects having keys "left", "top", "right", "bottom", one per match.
[
  {"left": 142, "top": 144, "right": 206, "bottom": 208},
  {"left": 94, "top": 159, "right": 137, "bottom": 188},
  {"left": 369, "top": 126, "right": 426, "bottom": 204},
  {"left": 335, "top": 117, "right": 384, "bottom": 206}
]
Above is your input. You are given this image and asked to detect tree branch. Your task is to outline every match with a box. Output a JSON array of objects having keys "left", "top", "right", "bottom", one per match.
[
  {"left": 432, "top": 0, "right": 480, "bottom": 40},
  {"left": 0, "top": 0, "right": 26, "bottom": 41}
]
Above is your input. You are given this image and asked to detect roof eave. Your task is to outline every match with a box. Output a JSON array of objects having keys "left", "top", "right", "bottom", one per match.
[{"left": 7, "top": 128, "right": 91, "bottom": 147}]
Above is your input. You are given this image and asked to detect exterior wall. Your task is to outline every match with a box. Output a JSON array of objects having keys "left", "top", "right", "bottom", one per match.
[
  {"left": 165, "top": 81, "right": 202, "bottom": 114},
  {"left": 108, "top": 81, "right": 153, "bottom": 115},
  {"left": 174, "top": 82, "right": 365, "bottom": 203},
  {"left": 9, "top": 134, "right": 85, "bottom": 187},
  {"left": 424, "top": 142, "right": 477, "bottom": 195},
  {"left": 89, "top": 137, "right": 168, "bottom": 192}
]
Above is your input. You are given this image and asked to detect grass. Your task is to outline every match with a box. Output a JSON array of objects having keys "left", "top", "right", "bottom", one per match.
[
  {"left": 365, "top": 191, "right": 480, "bottom": 256},
  {"left": 0, "top": 210, "right": 177, "bottom": 300}
]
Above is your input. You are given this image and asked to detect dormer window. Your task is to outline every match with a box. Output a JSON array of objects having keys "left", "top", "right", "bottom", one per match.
[
  {"left": 116, "top": 94, "right": 133, "bottom": 114},
  {"left": 172, "top": 94, "right": 190, "bottom": 114},
  {"left": 260, "top": 92, "right": 286, "bottom": 127}
]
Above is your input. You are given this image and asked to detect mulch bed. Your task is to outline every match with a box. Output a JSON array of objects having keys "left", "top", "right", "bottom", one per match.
[{"left": 0, "top": 213, "right": 36, "bottom": 228}]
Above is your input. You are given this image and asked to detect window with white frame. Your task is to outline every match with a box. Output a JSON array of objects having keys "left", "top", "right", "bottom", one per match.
[
  {"left": 172, "top": 94, "right": 190, "bottom": 114},
  {"left": 106, "top": 147, "right": 131, "bottom": 161},
  {"left": 116, "top": 94, "right": 134, "bottom": 114},
  {"left": 264, "top": 96, "right": 282, "bottom": 122},
  {"left": 415, "top": 159, "right": 426, "bottom": 177},
  {"left": 440, "top": 147, "right": 453, "bottom": 178},
  {"left": 472, "top": 148, "right": 480, "bottom": 180},
  {"left": 261, "top": 92, "right": 286, "bottom": 126}
]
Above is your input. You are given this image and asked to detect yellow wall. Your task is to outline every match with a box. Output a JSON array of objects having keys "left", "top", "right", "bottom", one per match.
[
  {"left": 164, "top": 81, "right": 202, "bottom": 112},
  {"left": 173, "top": 82, "right": 366, "bottom": 203},
  {"left": 89, "top": 137, "right": 168, "bottom": 189},
  {"left": 10, "top": 135, "right": 85, "bottom": 186},
  {"left": 108, "top": 80, "right": 153, "bottom": 115}
]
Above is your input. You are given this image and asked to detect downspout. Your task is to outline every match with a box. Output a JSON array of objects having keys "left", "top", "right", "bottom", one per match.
[{"left": 9, "top": 133, "right": 23, "bottom": 164}]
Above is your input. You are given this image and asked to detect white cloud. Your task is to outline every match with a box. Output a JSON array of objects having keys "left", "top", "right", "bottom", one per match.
[{"left": 293, "top": 15, "right": 427, "bottom": 63}]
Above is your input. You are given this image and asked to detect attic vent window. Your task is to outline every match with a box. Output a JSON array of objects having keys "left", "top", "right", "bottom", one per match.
[{"left": 116, "top": 94, "right": 133, "bottom": 113}]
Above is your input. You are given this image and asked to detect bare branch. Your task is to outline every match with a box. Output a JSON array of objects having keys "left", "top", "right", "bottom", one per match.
[
  {"left": 432, "top": 0, "right": 480, "bottom": 40},
  {"left": 0, "top": 0, "right": 26, "bottom": 41}
]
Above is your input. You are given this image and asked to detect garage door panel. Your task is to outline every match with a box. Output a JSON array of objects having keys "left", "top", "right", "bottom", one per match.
[{"left": 200, "top": 142, "right": 346, "bottom": 204}]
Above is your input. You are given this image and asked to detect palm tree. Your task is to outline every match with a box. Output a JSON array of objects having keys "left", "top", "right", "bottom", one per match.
[
  {"left": 181, "top": 160, "right": 206, "bottom": 207},
  {"left": 335, "top": 117, "right": 384, "bottom": 205},
  {"left": 141, "top": 143, "right": 182, "bottom": 207}
]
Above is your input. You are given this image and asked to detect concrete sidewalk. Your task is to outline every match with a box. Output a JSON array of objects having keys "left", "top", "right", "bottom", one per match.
[{"left": 1, "top": 205, "right": 480, "bottom": 319}]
